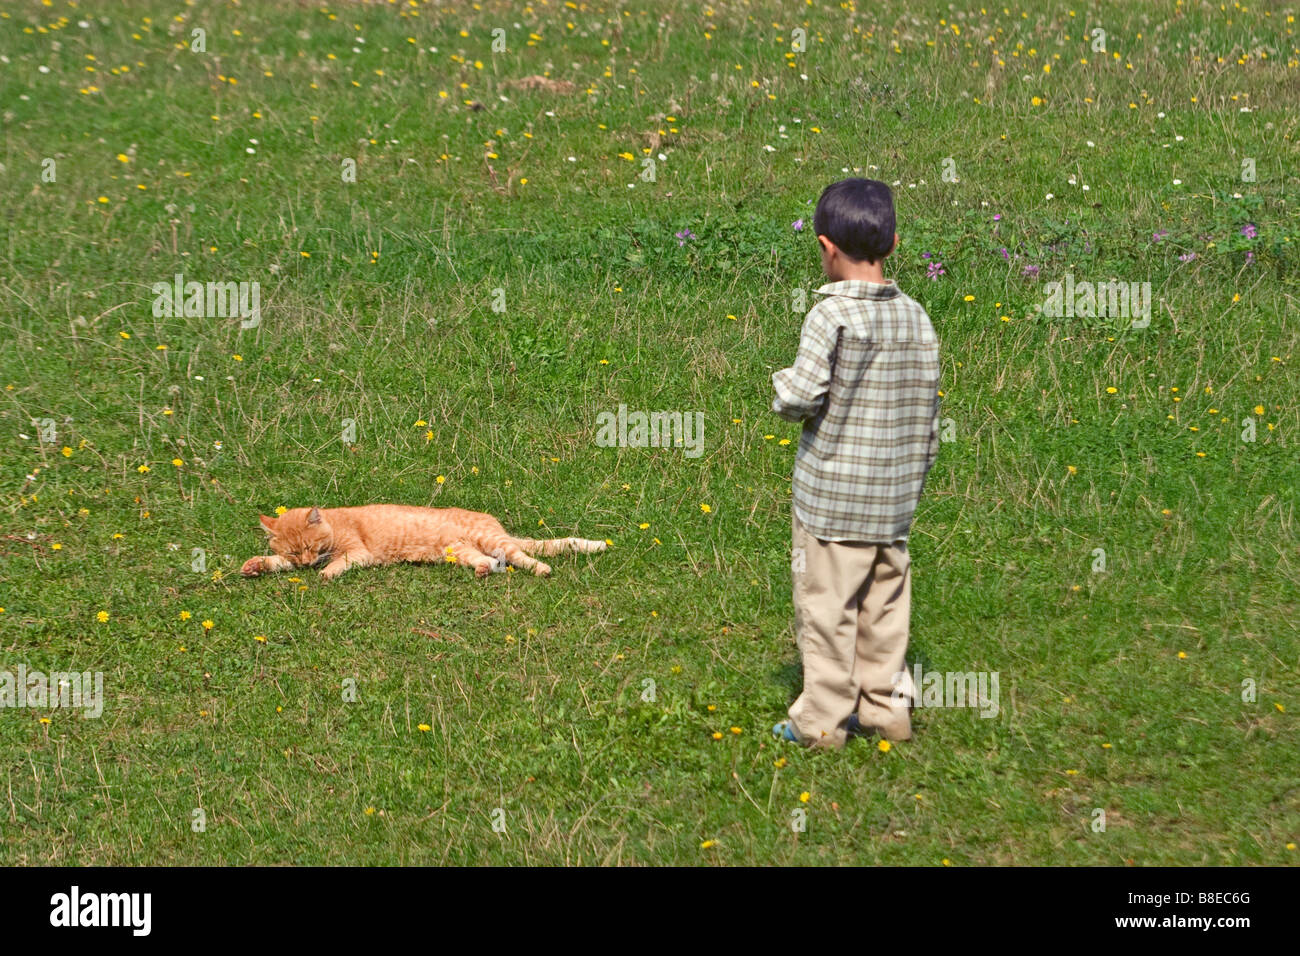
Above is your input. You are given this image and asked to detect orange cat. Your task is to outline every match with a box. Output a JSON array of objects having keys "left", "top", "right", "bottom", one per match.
[{"left": 241, "top": 505, "right": 606, "bottom": 581}]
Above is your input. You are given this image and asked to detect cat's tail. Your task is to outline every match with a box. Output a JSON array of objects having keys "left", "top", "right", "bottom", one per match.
[{"left": 513, "top": 536, "right": 607, "bottom": 556}]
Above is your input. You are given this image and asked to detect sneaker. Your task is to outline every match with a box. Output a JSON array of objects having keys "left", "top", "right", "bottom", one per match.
[{"left": 771, "top": 720, "right": 800, "bottom": 742}]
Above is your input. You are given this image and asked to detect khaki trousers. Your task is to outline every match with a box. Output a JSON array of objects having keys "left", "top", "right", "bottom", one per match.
[{"left": 789, "top": 512, "right": 914, "bottom": 748}]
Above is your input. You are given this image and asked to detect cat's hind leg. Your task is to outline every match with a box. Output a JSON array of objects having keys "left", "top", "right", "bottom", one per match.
[
  {"left": 449, "top": 541, "right": 498, "bottom": 579},
  {"left": 499, "top": 542, "right": 551, "bottom": 577}
]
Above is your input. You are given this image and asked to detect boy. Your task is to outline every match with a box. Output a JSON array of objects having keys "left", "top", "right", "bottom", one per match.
[{"left": 770, "top": 178, "right": 940, "bottom": 749}]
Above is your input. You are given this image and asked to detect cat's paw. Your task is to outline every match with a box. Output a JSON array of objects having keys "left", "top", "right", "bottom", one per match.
[
  {"left": 533, "top": 562, "right": 552, "bottom": 577},
  {"left": 473, "top": 560, "right": 494, "bottom": 579},
  {"left": 241, "top": 557, "right": 266, "bottom": 577}
]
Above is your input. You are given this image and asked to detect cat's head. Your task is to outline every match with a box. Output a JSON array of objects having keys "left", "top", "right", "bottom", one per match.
[{"left": 258, "top": 507, "right": 333, "bottom": 567}]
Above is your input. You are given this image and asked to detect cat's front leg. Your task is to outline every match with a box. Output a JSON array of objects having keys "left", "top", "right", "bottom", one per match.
[
  {"left": 319, "top": 557, "right": 350, "bottom": 581},
  {"left": 319, "top": 551, "right": 374, "bottom": 581},
  {"left": 241, "top": 555, "right": 294, "bottom": 577}
]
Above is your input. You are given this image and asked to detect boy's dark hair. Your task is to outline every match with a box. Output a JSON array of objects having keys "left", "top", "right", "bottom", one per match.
[{"left": 812, "top": 178, "right": 896, "bottom": 263}]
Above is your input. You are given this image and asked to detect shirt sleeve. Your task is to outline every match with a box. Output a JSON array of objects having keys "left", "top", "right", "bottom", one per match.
[
  {"left": 771, "top": 306, "right": 838, "bottom": 423},
  {"left": 925, "top": 391, "right": 941, "bottom": 474}
]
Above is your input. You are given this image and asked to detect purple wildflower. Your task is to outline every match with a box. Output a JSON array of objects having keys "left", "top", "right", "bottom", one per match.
[
  {"left": 999, "top": 247, "right": 1010, "bottom": 259},
  {"left": 792, "top": 219, "right": 804, "bottom": 232},
  {"left": 1245, "top": 250, "right": 1255, "bottom": 265},
  {"left": 1152, "top": 230, "right": 1169, "bottom": 243},
  {"left": 1241, "top": 223, "right": 1257, "bottom": 239},
  {"left": 675, "top": 228, "right": 695, "bottom": 247},
  {"left": 926, "top": 260, "right": 946, "bottom": 280},
  {"left": 1022, "top": 263, "right": 1040, "bottom": 278},
  {"left": 1178, "top": 253, "right": 1196, "bottom": 262},
  {"left": 992, "top": 213, "right": 1002, "bottom": 221}
]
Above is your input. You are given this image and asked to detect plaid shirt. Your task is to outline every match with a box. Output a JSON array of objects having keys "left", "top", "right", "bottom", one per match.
[{"left": 772, "top": 279, "right": 940, "bottom": 543}]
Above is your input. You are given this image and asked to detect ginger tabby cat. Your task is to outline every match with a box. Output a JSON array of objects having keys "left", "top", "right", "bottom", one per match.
[{"left": 241, "top": 505, "right": 606, "bottom": 581}]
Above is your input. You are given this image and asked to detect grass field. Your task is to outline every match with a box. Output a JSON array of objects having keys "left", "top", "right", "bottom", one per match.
[{"left": 1, "top": 0, "right": 1297, "bottom": 865}]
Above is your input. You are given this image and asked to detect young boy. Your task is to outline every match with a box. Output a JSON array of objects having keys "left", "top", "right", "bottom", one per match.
[{"left": 771, "top": 178, "right": 940, "bottom": 749}]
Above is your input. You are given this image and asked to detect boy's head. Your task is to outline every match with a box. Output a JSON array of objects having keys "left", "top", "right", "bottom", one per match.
[{"left": 812, "top": 178, "right": 898, "bottom": 279}]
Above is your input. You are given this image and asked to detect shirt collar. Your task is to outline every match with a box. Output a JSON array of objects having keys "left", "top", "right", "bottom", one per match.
[{"left": 815, "top": 279, "right": 900, "bottom": 301}]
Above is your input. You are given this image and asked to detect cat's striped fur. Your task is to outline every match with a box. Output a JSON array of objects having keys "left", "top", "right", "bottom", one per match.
[{"left": 241, "top": 505, "right": 606, "bottom": 581}]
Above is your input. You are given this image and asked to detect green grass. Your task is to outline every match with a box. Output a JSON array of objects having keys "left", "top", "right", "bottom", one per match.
[{"left": 0, "top": 0, "right": 1297, "bottom": 865}]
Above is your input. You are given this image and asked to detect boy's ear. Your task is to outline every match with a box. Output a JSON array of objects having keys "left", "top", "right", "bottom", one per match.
[
  {"left": 307, "top": 507, "right": 323, "bottom": 526},
  {"left": 816, "top": 234, "right": 836, "bottom": 255},
  {"left": 887, "top": 232, "right": 900, "bottom": 258},
  {"left": 259, "top": 514, "right": 277, "bottom": 534}
]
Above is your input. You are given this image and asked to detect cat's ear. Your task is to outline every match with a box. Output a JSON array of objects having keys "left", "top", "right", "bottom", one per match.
[
  {"left": 307, "top": 507, "right": 323, "bottom": 526},
  {"left": 259, "top": 514, "right": 277, "bottom": 534}
]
